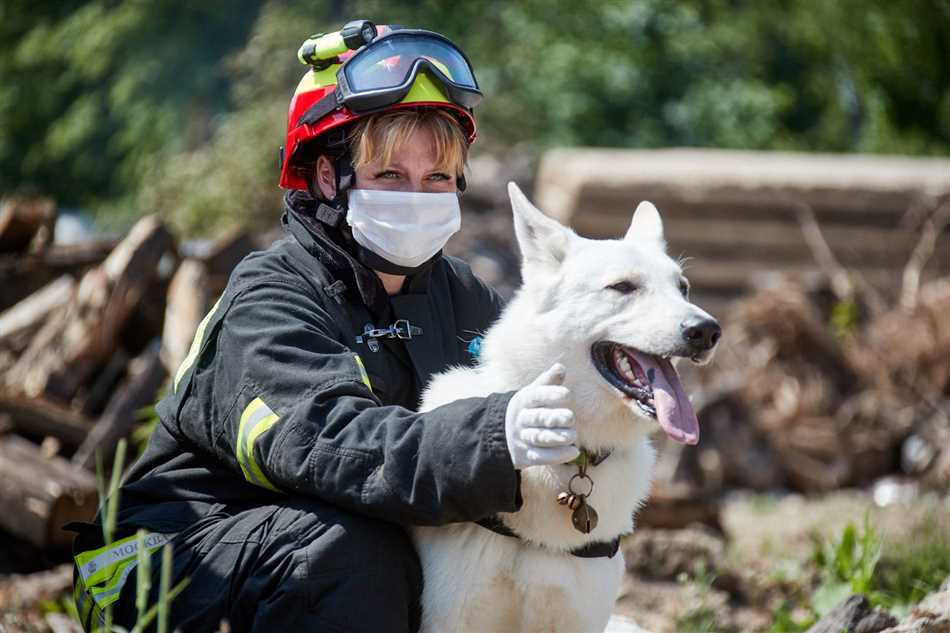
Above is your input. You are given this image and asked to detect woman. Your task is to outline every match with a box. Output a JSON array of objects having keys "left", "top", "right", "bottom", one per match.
[{"left": 72, "top": 23, "right": 577, "bottom": 632}]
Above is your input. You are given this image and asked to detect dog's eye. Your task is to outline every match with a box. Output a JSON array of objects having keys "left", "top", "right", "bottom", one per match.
[
  {"left": 607, "top": 281, "right": 639, "bottom": 294},
  {"left": 679, "top": 279, "right": 690, "bottom": 297}
]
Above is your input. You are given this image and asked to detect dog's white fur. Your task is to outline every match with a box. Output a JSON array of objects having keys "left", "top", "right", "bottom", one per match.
[{"left": 413, "top": 183, "right": 716, "bottom": 633}]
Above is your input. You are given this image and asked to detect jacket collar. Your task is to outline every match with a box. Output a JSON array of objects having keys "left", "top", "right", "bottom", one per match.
[{"left": 281, "top": 190, "right": 437, "bottom": 315}]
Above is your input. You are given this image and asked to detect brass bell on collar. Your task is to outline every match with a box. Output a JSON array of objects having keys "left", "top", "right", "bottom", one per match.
[{"left": 572, "top": 503, "right": 598, "bottom": 534}]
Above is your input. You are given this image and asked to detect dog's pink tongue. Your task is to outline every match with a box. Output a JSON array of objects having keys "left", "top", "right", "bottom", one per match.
[{"left": 630, "top": 351, "right": 699, "bottom": 445}]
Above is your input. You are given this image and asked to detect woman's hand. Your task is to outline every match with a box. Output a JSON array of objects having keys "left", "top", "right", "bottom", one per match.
[{"left": 504, "top": 363, "right": 580, "bottom": 469}]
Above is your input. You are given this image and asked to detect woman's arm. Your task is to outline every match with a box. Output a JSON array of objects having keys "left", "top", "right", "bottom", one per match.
[{"left": 172, "top": 277, "right": 521, "bottom": 526}]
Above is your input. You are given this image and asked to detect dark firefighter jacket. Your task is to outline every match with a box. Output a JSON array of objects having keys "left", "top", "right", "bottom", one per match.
[{"left": 105, "top": 192, "right": 522, "bottom": 537}]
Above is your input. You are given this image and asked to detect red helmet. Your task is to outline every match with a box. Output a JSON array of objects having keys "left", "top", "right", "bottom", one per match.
[{"left": 279, "top": 24, "right": 481, "bottom": 190}]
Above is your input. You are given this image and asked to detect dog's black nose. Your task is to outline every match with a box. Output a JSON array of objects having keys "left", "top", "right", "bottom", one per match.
[{"left": 681, "top": 317, "right": 721, "bottom": 351}]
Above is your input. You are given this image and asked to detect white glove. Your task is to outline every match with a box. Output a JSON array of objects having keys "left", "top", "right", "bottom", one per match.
[{"left": 505, "top": 363, "right": 580, "bottom": 469}]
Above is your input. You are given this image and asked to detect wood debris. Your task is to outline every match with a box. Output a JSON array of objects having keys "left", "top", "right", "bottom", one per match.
[{"left": 0, "top": 200, "right": 259, "bottom": 548}]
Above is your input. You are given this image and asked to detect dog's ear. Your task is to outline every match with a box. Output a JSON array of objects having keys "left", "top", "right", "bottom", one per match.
[
  {"left": 625, "top": 201, "right": 665, "bottom": 246},
  {"left": 508, "top": 181, "right": 574, "bottom": 272}
]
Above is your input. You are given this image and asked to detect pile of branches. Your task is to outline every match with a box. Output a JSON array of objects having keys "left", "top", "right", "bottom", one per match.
[
  {"left": 0, "top": 195, "right": 263, "bottom": 550},
  {"left": 694, "top": 201, "right": 950, "bottom": 494}
]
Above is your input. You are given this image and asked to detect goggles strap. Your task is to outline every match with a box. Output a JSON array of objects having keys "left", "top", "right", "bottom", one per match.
[{"left": 297, "top": 92, "right": 341, "bottom": 127}]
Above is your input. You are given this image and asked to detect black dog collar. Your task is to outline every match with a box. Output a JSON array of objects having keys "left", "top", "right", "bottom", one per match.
[{"left": 474, "top": 516, "right": 621, "bottom": 559}]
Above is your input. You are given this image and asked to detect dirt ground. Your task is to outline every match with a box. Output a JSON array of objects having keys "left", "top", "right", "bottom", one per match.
[
  {"left": 614, "top": 490, "right": 950, "bottom": 633},
  {"left": 1, "top": 490, "right": 947, "bottom": 632}
]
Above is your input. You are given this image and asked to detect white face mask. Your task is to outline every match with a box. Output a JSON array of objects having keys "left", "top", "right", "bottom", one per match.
[{"left": 345, "top": 189, "right": 462, "bottom": 269}]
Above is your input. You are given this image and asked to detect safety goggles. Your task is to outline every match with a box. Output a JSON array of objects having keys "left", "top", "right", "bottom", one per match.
[{"left": 336, "top": 29, "right": 482, "bottom": 114}]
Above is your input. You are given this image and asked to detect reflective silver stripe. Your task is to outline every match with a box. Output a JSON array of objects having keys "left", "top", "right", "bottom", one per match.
[
  {"left": 77, "top": 532, "right": 175, "bottom": 583},
  {"left": 236, "top": 397, "right": 281, "bottom": 492},
  {"left": 240, "top": 399, "right": 275, "bottom": 443},
  {"left": 89, "top": 559, "right": 138, "bottom": 606}
]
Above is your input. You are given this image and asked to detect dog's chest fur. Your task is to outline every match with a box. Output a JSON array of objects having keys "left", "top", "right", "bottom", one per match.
[
  {"left": 414, "top": 366, "right": 656, "bottom": 632},
  {"left": 412, "top": 522, "right": 625, "bottom": 632}
]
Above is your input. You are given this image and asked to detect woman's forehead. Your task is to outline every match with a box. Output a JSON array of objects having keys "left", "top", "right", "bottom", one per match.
[{"left": 363, "top": 127, "right": 449, "bottom": 169}]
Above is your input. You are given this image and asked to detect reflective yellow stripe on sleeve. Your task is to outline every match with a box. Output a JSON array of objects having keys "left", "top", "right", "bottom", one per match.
[
  {"left": 354, "top": 354, "right": 372, "bottom": 392},
  {"left": 236, "top": 397, "right": 281, "bottom": 492},
  {"left": 173, "top": 295, "right": 223, "bottom": 392}
]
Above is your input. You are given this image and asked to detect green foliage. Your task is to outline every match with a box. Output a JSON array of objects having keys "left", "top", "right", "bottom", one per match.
[
  {"left": 0, "top": 1, "right": 261, "bottom": 211},
  {"left": 137, "top": 2, "right": 326, "bottom": 235},
  {"left": 809, "top": 516, "right": 881, "bottom": 615},
  {"left": 78, "top": 439, "right": 190, "bottom": 632},
  {"left": 39, "top": 594, "right": 81, "bottom": 621},
  {"left": 873, "top": 514, "right": 950, "bottom": 612},
  {"left": 675, "top": 606, "right": 722, "bottom": 633},
  {"left": 3, "top": 1, "right": 950, "bottom": 234},
  {"left": 830, "top": 298, "right": 860, "bottom": 339},
  {"left": 768, "top": 602, "right": 815, "bottom": 633},
  {"left": 673, "top": 564, "right": 738, "bottom": 633},
  {"left": 772, "top": 512, "right": 950, "bottom": 627}
]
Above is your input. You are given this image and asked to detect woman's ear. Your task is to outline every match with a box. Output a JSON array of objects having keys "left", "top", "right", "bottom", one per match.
[{"left": 314, "top": 155, "right": 337, "bottom": 200}]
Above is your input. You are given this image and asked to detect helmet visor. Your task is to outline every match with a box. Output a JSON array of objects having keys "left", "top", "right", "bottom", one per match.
[{"left": 339, "top": 30, "right": 481, "bottom": 113}]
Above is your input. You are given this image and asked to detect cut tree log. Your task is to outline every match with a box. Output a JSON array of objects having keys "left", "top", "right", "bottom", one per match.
[
  {"left": 535, "top": 149, "right": 950, "bottom": 312},
  {"left": 636, "top": 480, "right": 721, "bottom": 530},
  {"left": 73, "top": 348, "right": 130, "bottom": 417},
  {"left": 0, "top": 394, "right": 92, "bottom": 447},
  {"left": 0, "top": 435, "right": 97, "bottom": 548},
  {"left": 73, "top": 340, "right": 166, "bottom": 470},
  {"left": 0, "top": 239, "right": 119, "bottom": 312},
  {"left": 161, "top": 258, "right": 210, "bottom": 375},
  {"left": 0, "top": 564, "right": 73, "bottom": 610},
  {"left": 5, "top": 215, "right": 174, "bottom": 403},
  {"left": 0, "top": 195, "right": 56, "bottom": 254},
  {"left": 0, "top": 275, "right": 75, "bottom": 351},
  {"left": 202, "top": 228, "right": 255, "bottom": 296}
]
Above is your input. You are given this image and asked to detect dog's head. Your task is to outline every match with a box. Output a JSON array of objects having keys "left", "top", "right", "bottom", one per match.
[{"left": 503, "top": 182, "right": 721, "bottom": 446}]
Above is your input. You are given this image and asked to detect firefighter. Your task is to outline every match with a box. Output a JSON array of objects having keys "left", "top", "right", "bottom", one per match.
[{"left": 71, "top": 22, "right": 578, "bottom": 632}]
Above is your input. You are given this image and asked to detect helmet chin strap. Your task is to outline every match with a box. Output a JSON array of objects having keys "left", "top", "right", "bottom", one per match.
[{"left": 331, "top": 151, "right": 355, "bottom": 208}]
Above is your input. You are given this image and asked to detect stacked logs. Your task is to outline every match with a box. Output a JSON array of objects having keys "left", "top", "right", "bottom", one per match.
[{"left": 0, "top": 195, "right": 261, "bottom": 548}]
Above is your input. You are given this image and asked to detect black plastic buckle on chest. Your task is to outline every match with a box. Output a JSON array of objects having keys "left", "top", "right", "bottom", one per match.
[{"left": 356, "top": 319, "right": 423, "bottom": 352}]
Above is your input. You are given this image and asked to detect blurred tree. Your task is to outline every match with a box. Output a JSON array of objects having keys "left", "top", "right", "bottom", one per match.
[
  {"left": 138, "top": 2, "right": 323, "bottom": 235},
  {"left": 0, "top": 0, "right": 261, "bottom": 215},
  {"left": 2, "top": 0, "right": 948, "bottom": 234}
]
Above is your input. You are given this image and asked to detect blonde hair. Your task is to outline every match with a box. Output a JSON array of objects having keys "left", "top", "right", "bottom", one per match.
[{"left": 349, "top": 107, "right": 468, "bottom": 178}]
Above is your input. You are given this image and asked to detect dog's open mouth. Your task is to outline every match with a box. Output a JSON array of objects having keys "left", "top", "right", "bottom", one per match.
[{"left": 591, "top": 342, "right": 699, "bottom": 445}]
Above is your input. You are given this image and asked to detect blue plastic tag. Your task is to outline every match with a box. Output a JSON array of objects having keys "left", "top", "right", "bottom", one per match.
[{"left": 467, "top": 336, "right": 483, "bottom": 359}]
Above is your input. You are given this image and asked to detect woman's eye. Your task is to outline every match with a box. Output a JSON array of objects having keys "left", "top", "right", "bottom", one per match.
[
  {"left": 607, "top": 281, "right": 639, "bottom": 294},
  {"left": 429, "top": 173, "right": 452, "bottom": 182},
  {"left": 375, "top": 170, "right": 401, "bottom": 180}
]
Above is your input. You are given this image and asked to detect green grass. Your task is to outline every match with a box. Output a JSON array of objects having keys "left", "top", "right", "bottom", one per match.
[
  {"left": 872, "top": 514, "right": 950, "bottom": 615},
  {"left": 74, "top": 439, "right": 190, "bottom": 633},
  {"left": 809, "top": 515, "right": 881, "bottom": 616},
  {"left": 769, "top": 511, "right": 950, "bottom": 630},
  {"left": 673, "top": 564, "right": 740, "bottom": 633}
]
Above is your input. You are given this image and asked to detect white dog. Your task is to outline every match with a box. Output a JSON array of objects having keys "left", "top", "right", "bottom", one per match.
[{"left": 414, "top": 182, "right": 721, "bottom": 633}]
